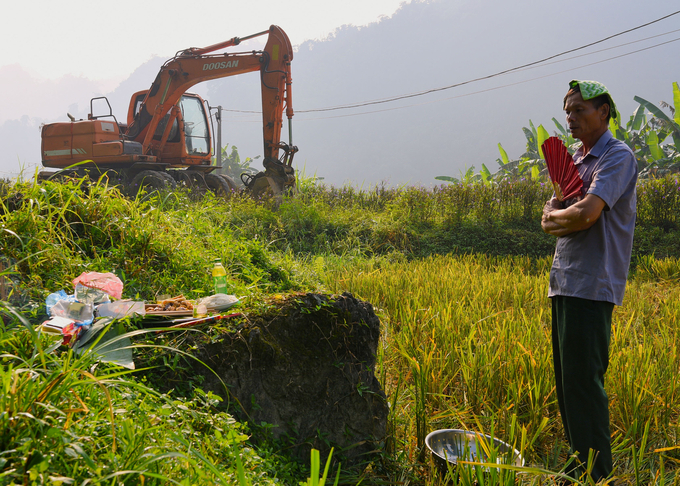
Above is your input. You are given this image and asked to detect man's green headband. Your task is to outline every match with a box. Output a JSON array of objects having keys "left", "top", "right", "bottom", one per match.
[{"left": 569, "top": 79, "right": 619, "bottom": 122}]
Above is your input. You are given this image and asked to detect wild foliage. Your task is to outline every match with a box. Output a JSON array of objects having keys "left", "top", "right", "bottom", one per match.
[
  {"left": 213, "top": 144, "right": 260, "bottom": 187},
  {"left": 0, "top": 307, "right": 298, "bottom": 485},
  {"left": 0, "top": 177, "right": 306, "bottom": 305},
  {"left": 0, "top": 167, "right": 679, "bottom": 484}
]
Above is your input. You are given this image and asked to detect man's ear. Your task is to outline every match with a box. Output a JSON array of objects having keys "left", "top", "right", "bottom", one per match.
[{"left": 600, "top": 103, "right": 610, "bottom": 120}]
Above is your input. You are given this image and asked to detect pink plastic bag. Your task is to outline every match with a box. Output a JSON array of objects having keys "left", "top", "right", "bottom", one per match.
[{"left": 72, "top": 272, "right": 124, "bottom": 300}]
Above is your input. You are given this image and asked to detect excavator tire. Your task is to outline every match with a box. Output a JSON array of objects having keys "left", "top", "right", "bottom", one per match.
[
  {"left": 156, "top": 171, "right": 178, "bottom": 188},
  {"left": 129, "top": 170, "right": 176, "bottom": 197},
  {"left": 220, "top": 174, "right": 239, "bottom": 193},
  {"left": 174, "top": 170, "right": 197, "bottom": 190},
  {"left": 173, "top": 170, "right": 211, "bottom": 199},
  {"left": 204, "top": 173, "right": 234, "bottom": 196}
]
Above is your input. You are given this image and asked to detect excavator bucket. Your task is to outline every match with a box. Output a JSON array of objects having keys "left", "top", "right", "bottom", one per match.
[{"left": 244, "top": 159, "right": 295, "bottom": 200}]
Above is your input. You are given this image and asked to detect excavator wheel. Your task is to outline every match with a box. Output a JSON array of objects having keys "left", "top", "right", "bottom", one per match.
[
  {"left": 219, "top": 174, "right": 239, "bottom": 193},
  {"left": 156, "top": 171, "right": 178, "bottom": 188},
  {"left": 128, "top": 170, "right": 176, "bottom": 197},
  {"left": 204, "top": 173, "right": 234, "bottom": 196},
  {"left": 95, "top": 169, "right": 127, "bottom": 187},
  {"left": 174, "top": 170, "right": 200, "bottom": 191},
  {"left": 174, "top": 171, "right": 215, "bottom": 199}
]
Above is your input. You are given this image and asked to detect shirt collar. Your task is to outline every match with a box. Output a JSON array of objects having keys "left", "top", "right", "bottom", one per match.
[
  {"left": 589, "top": 130, "right": 613, "bottom": 158},
  {"left": 575, "top": 130, "right": 613, "bottom": 163}
]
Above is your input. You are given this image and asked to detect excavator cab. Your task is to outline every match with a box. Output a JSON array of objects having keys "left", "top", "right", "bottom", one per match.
[
  {"left": 128, "top": 91, "right": 212, "bottom": 166},
  {"left": 130, "top": 92, "right": 179, "bottom": 145}
]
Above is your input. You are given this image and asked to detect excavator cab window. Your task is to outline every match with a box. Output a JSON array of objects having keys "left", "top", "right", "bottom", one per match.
[
  {"left": 154, "top": 114, "right": 179, "bottom": 143},
  {"left": 180, "top": 95, "right": 209, "bottom": 155},
  {"left": 133, "top": 97, "right": 145, "bottom": 117},
  {"left": 131, "top": 93, "right": 180, "bottom": 143},
  {"left": 131, "top": 92, "right": 209, "bottom": 154}
]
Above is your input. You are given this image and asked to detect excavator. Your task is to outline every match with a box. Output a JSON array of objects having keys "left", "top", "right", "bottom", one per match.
[{"left": 39, "top": 25, "right": 297, "bottom": 198}]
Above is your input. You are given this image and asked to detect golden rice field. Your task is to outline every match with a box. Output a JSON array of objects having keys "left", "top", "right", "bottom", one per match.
[{"left": 324, "top": 254, "right": 680, "bottom": 485}]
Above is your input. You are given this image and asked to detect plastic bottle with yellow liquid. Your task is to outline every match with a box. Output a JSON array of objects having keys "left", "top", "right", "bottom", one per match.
[{"left": 212, "top": 258, "right": 228, "bottom": 295}]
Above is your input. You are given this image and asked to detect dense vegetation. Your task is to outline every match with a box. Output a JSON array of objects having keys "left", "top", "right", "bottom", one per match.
[{"left": 0, "top": 168, "right": 679, "bottom": 485}]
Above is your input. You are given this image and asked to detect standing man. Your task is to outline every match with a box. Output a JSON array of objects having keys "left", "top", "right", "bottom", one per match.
[{"left": 542, "top": 80, "right": 638, "bottom": 483}]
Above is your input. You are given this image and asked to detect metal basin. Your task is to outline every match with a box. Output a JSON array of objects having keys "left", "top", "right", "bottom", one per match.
[{"left": 425, "top": 429, "right": 524, "bottom": 471}]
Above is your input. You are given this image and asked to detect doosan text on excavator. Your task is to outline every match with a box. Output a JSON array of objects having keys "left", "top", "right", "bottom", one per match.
[{"left": 39, "top": 25, "right": 297, "bottom": 199}]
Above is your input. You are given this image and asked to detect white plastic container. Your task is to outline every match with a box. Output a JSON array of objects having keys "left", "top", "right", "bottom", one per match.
[{"left": 97, "top": 301, "right": 146, "bottom": 318}]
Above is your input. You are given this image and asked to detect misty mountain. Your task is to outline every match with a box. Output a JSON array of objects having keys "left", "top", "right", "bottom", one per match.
[
  {"left": 205, "top": 0, "right": 679, "bottom": 186},
  {"left": 0, "top": 116, "right": 43, "bottom": 179},
  {"left": 0, "top": 58, "right": 166, "bottom": 179},
  {"left": 0, "top": 63, "right": 116, "bottom": 178},
  {"left": 2, "top": 0, "right": 678, "bottom": 185},
  {"left": 96, "top": 58, "right": 167, "bottom": 122}
]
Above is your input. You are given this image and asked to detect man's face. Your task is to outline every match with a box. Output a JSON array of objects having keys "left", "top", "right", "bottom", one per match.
[{"left": 564, "top": 91, "right": 608, "bottom": 142}]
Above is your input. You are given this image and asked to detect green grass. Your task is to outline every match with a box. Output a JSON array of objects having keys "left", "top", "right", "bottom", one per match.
[
  {"left": 0, "top": 306, "right": 297, "bottom": 485},
  {"left": 0, "top": 174, "right": 679, "bottom": 484},
  {"left": 0, "top": 178, "right": 311, "bottom": 305}
]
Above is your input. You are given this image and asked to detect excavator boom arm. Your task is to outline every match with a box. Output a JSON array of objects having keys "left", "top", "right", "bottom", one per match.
[{"left": 127, "top": 25, "right": 294, "bottom": 163}]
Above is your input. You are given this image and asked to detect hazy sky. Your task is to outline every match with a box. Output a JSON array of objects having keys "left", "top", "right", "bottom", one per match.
[
  {"left": 1, "top": 0, "right": 408, "bottom": 84},
  {"left": 1, "top": 0, "right": 679, "bottom": 184}
]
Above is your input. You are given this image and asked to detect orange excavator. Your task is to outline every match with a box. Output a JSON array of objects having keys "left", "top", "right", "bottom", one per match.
[{"left": 39, "top": 25, "right": 297, "bottom": 198}]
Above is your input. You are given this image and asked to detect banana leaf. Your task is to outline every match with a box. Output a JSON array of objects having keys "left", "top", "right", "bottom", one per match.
[
  {"left": 673, "top": 82, "right": 680, "bottom": 126},
  {"left": 646, "top": 131, "right": 664, "bottom": 161},
  {"left": 531, "top": 165, "right": 540, "bottom": 180},
  {"left": 634, "top": 95, "right": 678, "bottom": 130},
  {"left": 630, "top": 104, "right": 647, "bottom": 132},
  {"left": 552, "top": 118, "right": 569, "bottom": 138},
  {"left": 609, "top": 116, "right": 628, "bottom": 142},
  {"left": 498, "top": 143, "right": 510, "bottom": 166},
  {"left": 536, "top": 125, "right": 550, "bottom": 160},
  {"left": 522, "top": 125, "right": 538, "bottom": 157},
  {"left": 480, "top": 164, "right": 492, "bottom": 185}
]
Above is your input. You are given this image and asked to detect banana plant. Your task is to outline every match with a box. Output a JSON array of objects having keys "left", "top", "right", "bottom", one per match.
[
  {"left": 610, "top": 105, "right": 649, "bottom": 163},
  {"left": 631, "top": 81, "right": 680, "bottom": 177},
  {"left": 436, "top": 164, "right": 493, "bottom": 185},
  {"left": 634, "top": 81, "right": 680, "bottom": 148},
  {"left": 435, "top": 83, "right": 680, "bottom": 185},
  {"left": 215, "top": 144, "right": 260, "bottom": 184},
  {"left": 493, "top": 121, "right": 552, "bottom": 181}
]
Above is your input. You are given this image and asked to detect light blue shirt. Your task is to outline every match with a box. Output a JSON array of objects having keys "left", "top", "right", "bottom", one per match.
[{"left": 548, "top": 130, "right": 638, "bottom": 305}]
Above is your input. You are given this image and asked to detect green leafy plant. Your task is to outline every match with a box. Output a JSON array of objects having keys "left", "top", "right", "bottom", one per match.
[
  {"left": 215, "top": 144, "right": 260, "bottom": 186},
  {"left": 630, "top": 81, "right": 680, "bottom": 177},
  {"left": 436, "top": 165, "right": 492, "bottom": 185},
  {"left": 298, "top": 448, "right": 341, "bottom": 486},
  {"left": 0, "top": 302, "right": 282, "bottom": 485}
]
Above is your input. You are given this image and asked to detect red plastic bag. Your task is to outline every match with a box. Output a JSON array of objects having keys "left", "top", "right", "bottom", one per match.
[{"left": 72, "top": 272, "right": 124, "bottom": 300}]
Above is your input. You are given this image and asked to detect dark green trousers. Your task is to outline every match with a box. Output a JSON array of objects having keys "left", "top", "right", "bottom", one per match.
[{"left": 551, "top": 295, "right": 614, "bottom": 482}]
